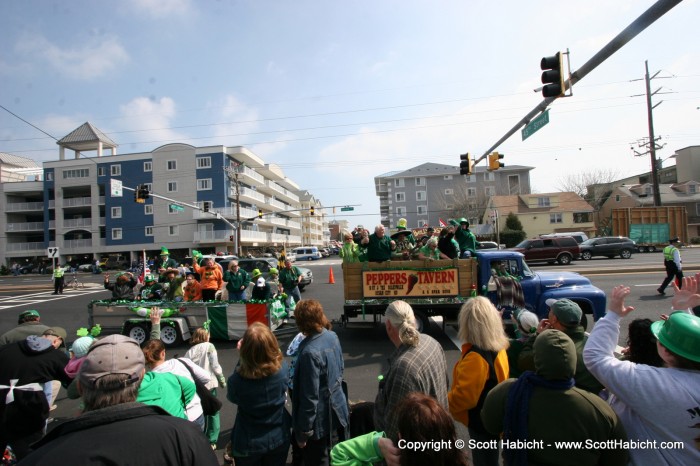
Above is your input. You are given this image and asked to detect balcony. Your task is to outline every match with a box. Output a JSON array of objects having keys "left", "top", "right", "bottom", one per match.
[
  {"left": 62, "top": 239, "right": 93, "bottom": 248},
  {"left": 192, "top": 206, "right": 259, "bottom": 221},
  {"left": 238, "top": 166, "right": 265, "bottom": 186},
  {"left": 267, "top": 197, "right": 287, "bottom": 211},
  {"left": 62, "top": 197, "right": 92, "bottom": 208},
  {"left": 6, "top": 241, "right": 45, "bottom": 252},
  {"left": 6, "top": 201, "right": 44, "bottom": 212},
  {"left": 63, "top": 218, "right": 93, "bottom": 228},
  {"left": 234, "top": 187, "right": 265, "bottom": 204},
  {"left": 5, "top": 221, "right": 44, "bottom": 232}
]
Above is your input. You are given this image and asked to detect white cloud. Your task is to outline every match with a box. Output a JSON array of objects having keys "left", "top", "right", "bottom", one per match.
[
  {"left": 118, "top": 96, "right": 186, "bottom": 146},
  {"left": 125, "top": 0, "right": 193, "bottom": 18},
  {"left": 15, "top": 34, "right": 129, "bottom": 80}
]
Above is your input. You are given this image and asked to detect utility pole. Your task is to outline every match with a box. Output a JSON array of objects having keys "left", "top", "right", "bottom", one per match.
[
  {"left": 224, "top": 163, "right": 243, "bottom": 257},
  {"left": 645, "top": 60, "right": 662, "bottom": 206}
]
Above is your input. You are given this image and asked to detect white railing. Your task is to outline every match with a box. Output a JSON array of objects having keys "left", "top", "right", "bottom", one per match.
[
  {"left": 267, "top": 197, "right": 287, "bottom": 210},
  {"left": 265, "top": 180, "right": 286, "bottom": 197},
  {"left": 5, "top": 221, "right": 44, "bottom": 231},
  {"left": 192, "top": 206, "right": 259, "bottom": 220},
  {"left": 6, "top": 241, "right": 44, "bottom": 252},
  {"left": 240, "top": 230, "right": 267, "bottom": 241},
  {"left": 279, "top": 188, "right": 299, "bottom": 203},
  {"left": 286, "top": 220, "right": 301, "bottom": 230},
  {"left": 6, "top": 201, "right": 44, "bottom": 212},
  {"left": 235, "top": 187, "right": 266, "bottom": 203},
  {"left": 239, "top": 166, "right": 265, "bottom": 184},
  {"left": 63, "top": 218, "right": 93, "bottom": 228},
  {"left": 62, "top": 197, "right": 92, "bottom": 208},
  {"left": 62, "top": 239, "right": 93, "bottom": 248}
]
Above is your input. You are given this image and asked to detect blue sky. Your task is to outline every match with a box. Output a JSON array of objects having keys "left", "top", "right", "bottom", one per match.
[{"left": 1, "top": 0, "right": 698, "bottom": 229}]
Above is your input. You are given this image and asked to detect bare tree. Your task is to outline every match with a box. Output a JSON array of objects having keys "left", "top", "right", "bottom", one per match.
[
  {"left": 432, "top": 184, "right": 489, "bottom": 225},
  {"left": 556, "top": 168, "right": 620, "bottom": 208}
]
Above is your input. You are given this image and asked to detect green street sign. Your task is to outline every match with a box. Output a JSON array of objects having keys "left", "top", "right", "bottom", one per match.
[
  {"left": 170, "top": 204, "right": 185, "bottom": 211},
  {"left": 521, "top": 109, "right": 550, "bottom": 141},
  {"left": 340, "top": 206, "right": 354, "bottom": 212}
]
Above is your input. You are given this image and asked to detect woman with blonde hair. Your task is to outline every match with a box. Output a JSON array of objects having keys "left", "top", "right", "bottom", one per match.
[
  {"left": 185, "top": 327, "right": 227, "bottom": 450},
  {"left": 448, "top": 296, "right": 509, "bottom": 466},
  {"left": 227, "top": 322, "right": 290, "bottom": 466}
]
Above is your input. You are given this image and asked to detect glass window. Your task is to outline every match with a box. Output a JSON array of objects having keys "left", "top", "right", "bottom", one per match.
[
  {"left": 415, "top": 177, "right": 425, "bottom": 186},
  {"left": 167, "top": 160, "right": 177, "bottom": 170},
  {"left": 167, "top": 181, "right": 177, "bottom": 192},
  {"left": 197, "top": 157, "right": 211, "bottom": 169},
  {"left": 169, "top": 225, "right": 179, "bottom": 236},
  {"left": 417, "top": 205, "right": 427, "bottom": 215},
  {"left": 63, "top": 169, "right": 89, "bottom": 179},
  {"left": 110, "top": 165, "right": 121, "bottom": 176},
  {"left": 395, "top": 192, "right": 405, "bottom": 202},
  {"left": 197, "top": 178, "right": 212, "bottom": 190},
  {"left": 97, "top": 167, "right": 106, "bottom": 177},
  {"left": 467, "top": 187, "right": 477, "bottom": 197},
  {"left": 444, "top": 175, "right": 453, "bottom": 180},
  {"left": 111, "top": 228, "right": 122, "bottom": 240},
  {"left": 550, "top": 213, "right": 563, "bottom": 223},
  {"left": 484, "top": 186, "right": 496, "bottom": 196},
  {"left": 145, "top": 205, "right": 153, "bottom": 215},
  {"left": 689, "top": 184, "right": 697, "bottom": 194},
  {"left": 538, "top": 197, "right": 551, "bottom": 207},
  {"left": 46, "top": 172, "right": 53, "bottom": 181},
  {"left": 573, "top": 212, "right": 592, "bottom": 223},
  {"left": 615, "top": 194, "right": 621, "bottom": 202},
  {"left": 465, "top": 174, "right": 476, "bottom": 182},
  {"left": 416, "top": 191, "right": 426, "bottom": 201},
  {"left": 484, "top": 172, "right": 494, "bottom": 181},
  {"left": 144, "top": 161, "right": 152, "bottom": 172},
  {"left": 444, "top": 188, "right": 454, "bottom": 195},
  {"left": 394, "top": 178, "right": 405, "bottom": 187},
  {"left": 396, "top": 207, "right": 405, "bottom": 216},
  {"left": 145, "top": 226, "right": 154, "bottom": 236},
  {"left": 111, "top": 207, "right": 122, "bottom": 218}
]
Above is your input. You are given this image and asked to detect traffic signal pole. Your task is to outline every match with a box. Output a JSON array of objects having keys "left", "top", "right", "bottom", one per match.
[{"left": 474, "top": 0, "right": 682, "bottom": 165}]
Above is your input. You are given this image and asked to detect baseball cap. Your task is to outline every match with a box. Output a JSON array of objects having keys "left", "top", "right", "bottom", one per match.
[
  {"left": 549, "top": 299, "right": 582, "bottom": 326},
  {"left": 43, "top": 327, "right": 67, "bottom": 341},
  {"left": 78, "top": 334, "right": 145, "bottom": 389},
  {"left": 651, "top": 312, "right": 700, "bottom": 362},
  {"left": 19, "top": 309, "right": 40, "bottom": 320},
  {"left": 670, "top": 237, "right": 680, "bottom": 243}
]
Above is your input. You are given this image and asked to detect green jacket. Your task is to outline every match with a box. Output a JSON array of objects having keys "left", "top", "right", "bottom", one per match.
[
  {"left": 517, "top": 326, "right": 604, "bottom": 394},
  {"left": 0, "top": 322, "right": 50, "bottom": 346},
  {"left": 279, "top": 266, "right": 302, "bottom": 290},
  {"left": 223, "top": 269, "right": 251, "bottom": 294},
  {"left": 361, "top": 233, "right": 394, "bottom": 261},
  {"left": 340, "top": 242, "right": 361, "bottom": 263},
  {"left": 137, "top": 372, "right": 195, "bottom": 419},
  {"left": 455, "top": 227, "right": 477, "bottom": 254},
  {"left": 331, "top": 431, "right": 385, "bottom": 466}
]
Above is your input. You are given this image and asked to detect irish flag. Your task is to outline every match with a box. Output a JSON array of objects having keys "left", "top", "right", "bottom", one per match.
[{"left": 208, "top": 302, "right": 285, "bottom": 340}]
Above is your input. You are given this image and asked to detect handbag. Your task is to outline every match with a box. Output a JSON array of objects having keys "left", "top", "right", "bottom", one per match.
[{"left": 177, "top": 358, "right": 222, "bottom": 416}]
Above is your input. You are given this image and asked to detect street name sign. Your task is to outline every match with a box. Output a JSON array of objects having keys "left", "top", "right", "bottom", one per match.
[
  {"left": 340, "top": 206, "right": 354, "bottom": 212},
  {"left": 521, "top": 110, "right": 550, "bottom": 141}
]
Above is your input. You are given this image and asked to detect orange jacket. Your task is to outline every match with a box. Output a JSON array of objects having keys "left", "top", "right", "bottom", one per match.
[
  {"left": 183, "top": 281, "right": 203, "bottom": 301},
  {"left": 448, "top": 343, "right": 509, "bottom": 427},
  {"left": 192, "top": 263, "right": 223, "bottom": 291}
]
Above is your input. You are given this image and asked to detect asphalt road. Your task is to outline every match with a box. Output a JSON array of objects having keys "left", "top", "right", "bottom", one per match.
[{"left": 1, "top": 249, "right": 697, "bottom": 462}]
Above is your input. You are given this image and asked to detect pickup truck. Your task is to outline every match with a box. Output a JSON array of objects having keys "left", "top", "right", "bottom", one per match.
[{"left": 341, "top": 250, "right": 606, "bottom": 332}]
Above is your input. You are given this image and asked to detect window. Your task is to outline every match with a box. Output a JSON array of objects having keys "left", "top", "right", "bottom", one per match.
[
  {"left": 167, "top": 181, "right": 178, "bottom": 192},
  {"left": 111, "top": 207, "right": 122, "bottom": 218},
  {"left": 417, "top": 205, "right": 428, "bottom": 215},
  {"left": 573, "top": 212, "right": 592, "bottom": 223},
  {"left": 484, "top": 186, "right": 496, "bottom": 196},
  {"left": 111, "top": 228, "right": 122, "bottom": 240},
  {"left": 395, "top": 192, "right": 405, "bottom": 202},
  {"left": 467, "top": 187, "right": 477, "bottom": 197},
  {"left": 167, "top": 160, "right": 177, "bottom": 170},
  {"left": 465, "top": 174, "right": 475, "bottom": 183},
  {"left": 538, "top": 197, "right": 551, "bottom": 207},
  {"left": 484, "top": 172, "right": 494, "bottom": 181},
  {"left": 46, "top": 172, "right": 53, "bottom": 181},
  {"left": 444, "top": 189, "right": 454, "bottom": 195},
  {"left": 197, "top": 178, "right": 212, "bottom": 191},
  {"left": 416, "top": 191, "right": 426, "bottom": 201},
  {"left": 394, "top": 179, "right": 405, "bottom": 188},
  {"left": 690, "top": 184, "right": 697, "bottom": 194},
  {"left": 197, "top": 157, "right": 211, "bottom": 169},
  {"left": 550, "top": 213, "right": 563, "bottom": 223},
  {"left": 446, "top": 204, "right": 454, "bottom": 210},
  {"left": 63, "top": 169, "right": 89, "bottom": 179},
  {"left": 415, "top": 177, "right": 425, "bottom": 186},
  {"left": 145, "top": 205, "right": 153, "bottom": 215},
  {"left": 97, "top": 167, "right": 106, "bottom": 177},
  {"left": 144, "top": 161, "right": 152, "bottom": 172},
  {"left": 418, "top": 219, "right": 429, "bottom": 227},
  {"left": 110, "top": 165, "right": 121, "bottom": 176},
  {"left": 443, "top": 175, "right": 453, "bottom": 180},
  {"left": 615, "top": 195, "right": 621, "bottom": 202},
  {"left": 145, "top": 226, "right": 154, "bottom": 236},
  {"left": 396, "top": 207, "right": 406, "bottom": 216},
  {"left": 645, "top": 186, "right": 652, "bottom": 195},
  {"left": 169, "top": 225, "right": 179, "bottom": 236},
  {"left": 144, "top": 183, "right": 152, "bottom": 192}
]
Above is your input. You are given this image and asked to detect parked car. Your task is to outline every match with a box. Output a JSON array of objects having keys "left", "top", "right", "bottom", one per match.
[
  {"left": 292, "top": 246, "right": 323, "bottom": 261},
  {"left": 220, "top": 257, "right": 313, "bottom": 290},
  {"left": 579, "top": 237, "right": 636, "bottom": 260},
  {"left": 78, "top": 263, "right": 95, "bottom": 272},
  {"left": 320, "top": 248, "right": 330, "bottom": 258},
  {"left": 99, "top": 255, "right": 130, "bottom": 270},
  {"left": 509, "top": 236, "right": 580, "bottom": 265},
  {"left": 19, "top": 263, "right": 37, "bottom": 274},
  {"left": 477, "top": 241, "right": 499, "bottom": 250},
  {"left": 540, "top": 232, "right": 589, "bottom": 244}
]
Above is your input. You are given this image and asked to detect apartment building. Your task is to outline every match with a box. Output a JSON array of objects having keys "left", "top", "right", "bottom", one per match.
[
  {"left": 0, "top": 122, "right": 327, "bottom": 266},
  {"left": 374, "top": 162, "right": 533, "bottom": 230}
]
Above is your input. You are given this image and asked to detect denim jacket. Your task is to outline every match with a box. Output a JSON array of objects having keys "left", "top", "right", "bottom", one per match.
[{"left": 292, "top": 329, "right": 349, "bottom": 442}]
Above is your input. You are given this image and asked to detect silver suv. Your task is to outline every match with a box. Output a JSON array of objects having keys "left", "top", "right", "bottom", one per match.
[{"left": 579, "top": 237, "right": 636, "bottom": 260}]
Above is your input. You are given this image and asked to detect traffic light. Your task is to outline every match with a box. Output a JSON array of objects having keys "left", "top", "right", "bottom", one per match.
[
  {"left": 488, "top": 152, "right": 504, "bottom": 171},
  {"left": 310, "top": 206, "right": 315, "bottom": 216},
  {"left": 203, "top": 203, "right": 209, "bottom": 213},
  {"left": 134, "top": 184, "right": 145, "bottom": 204},
  {"left": 459, "top": 153, "right": 473, "bottom": 176},
  {"left": 229, "top": 235, "right": 234, "bottom": 242},
  {"left": 540, "top": 52, "right": 565, "bottom": 98},
  {"left": 138, "top": 185, "right": 150, "bottom": 200},
  {"left": 258, "top": 209, "right": 263, "bottom": 219}
]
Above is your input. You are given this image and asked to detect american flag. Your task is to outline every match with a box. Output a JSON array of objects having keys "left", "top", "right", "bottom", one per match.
[
  {"left": 439, "top": 218, "right": 448, "bottom": 227},
  {"left": 138, "top": 249, "right": 150, "bottom": 284}
]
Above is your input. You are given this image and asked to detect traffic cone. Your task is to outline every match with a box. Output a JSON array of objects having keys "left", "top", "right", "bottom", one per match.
[{"left": 328, "top": 267, "right": 335, "bottom": 284}]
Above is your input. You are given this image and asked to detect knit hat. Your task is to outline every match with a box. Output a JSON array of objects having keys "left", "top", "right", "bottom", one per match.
[
  {"left": 512, "top": 309, "right": 539, "bottom": 335},
  {"left": 651, "top": 312, "right": 700, "bottom": 362},
  {"left": 78, "top": 335, "right": 145, "bottom": 389},
  {"left": 70, "top": 336, "right": 94, "bottom": 358},
  {"left": 251, "top": 268, "right": 262, "bottom": 279},
  {"left": 548, "top": 299, "right": 582, "bottom": 327},
  {"left": 160, "top": 247, "right": 169, "bottom": 255}
]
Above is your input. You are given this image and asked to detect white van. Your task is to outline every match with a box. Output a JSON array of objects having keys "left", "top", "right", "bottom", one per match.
[
  {"left": 293, "top": 246, "right": 323, "bottom": 261},
  {"left": 540, "top": 232, "right": 589, "bottom": 244}
]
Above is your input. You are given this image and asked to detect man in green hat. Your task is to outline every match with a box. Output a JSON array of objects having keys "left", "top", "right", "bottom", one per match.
[
  {"left": 138, "top": 274, "right": 163, "bottom": 301},
  {"left": 454, "top": 218, "right": 477, "bottom": 258},
  {"left": 0, "top": 310, "right": 50, "bottom": 345},
  {"left": 584, "top": 283, "right": 700, "bottom": 466},
  {"left": 155, "top": 247, "right": 178, "bottom": 281}
]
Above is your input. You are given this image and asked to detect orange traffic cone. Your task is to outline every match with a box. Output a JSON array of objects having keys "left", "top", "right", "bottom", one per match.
[{"left": 328, "top": 267, "right": 335, "bottom": 284}]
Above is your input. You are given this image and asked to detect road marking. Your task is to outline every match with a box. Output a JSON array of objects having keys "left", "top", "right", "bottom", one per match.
[{"left": 0, "top": 288, "right": 105, "bottom": 310}]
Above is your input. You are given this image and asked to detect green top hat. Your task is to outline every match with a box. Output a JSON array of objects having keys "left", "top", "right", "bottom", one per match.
[
  {"left": 160, "top": 247, "right": 169, "bottom": 255},
  {"left": 652, "top": 312, "right": 700, "bottom": 362}
]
